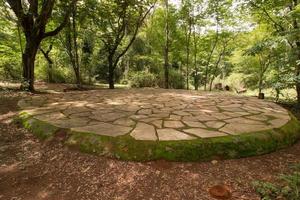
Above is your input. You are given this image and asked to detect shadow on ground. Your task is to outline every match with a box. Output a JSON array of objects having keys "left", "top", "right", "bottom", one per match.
[{"left": 0, "top": 86, "right": 300, "bottom": 200}]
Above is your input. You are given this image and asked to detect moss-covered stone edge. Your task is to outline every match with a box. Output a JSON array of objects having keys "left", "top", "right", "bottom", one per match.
[
  {"left": 16, "top": 111, "right": 60, "bottom": 140},
  {"left": 16, "top": 111, "right": 300, "bottom": 162}
]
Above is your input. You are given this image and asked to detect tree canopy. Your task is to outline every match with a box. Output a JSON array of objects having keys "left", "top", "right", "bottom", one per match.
[{"left": 0, "top": 0, "right": 299, "bottom": 102}]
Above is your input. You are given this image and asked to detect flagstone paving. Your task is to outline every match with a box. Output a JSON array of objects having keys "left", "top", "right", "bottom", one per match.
[{"left": 18, "top": 89, "right": 291, "bottom": 141}]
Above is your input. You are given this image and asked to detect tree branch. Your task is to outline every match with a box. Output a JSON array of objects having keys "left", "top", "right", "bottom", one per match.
[
  {"left": 113, "top": 3, "right": 155, "bottom": 68},
  {"left": 42, "top": 0, "right": 76, "bottom": 38},
  {"left": 249, "top": 1, "right": 285, "bottom": 32},
  {"left": 6, "top": 0, "right": 23, "bottom": 19},
  {"left": 28, "top": 0, "right": 38, "bottom": 17}
]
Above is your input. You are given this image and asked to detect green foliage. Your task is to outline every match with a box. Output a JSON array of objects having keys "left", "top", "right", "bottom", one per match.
[
  {"left": 169, "top": 69, "right": 186, "bottom": 89},
  {"left": 158, "top": 69, "right": 186, "bottom": 89},
  {"left": 51, "top": 67, "right": 75, "bottom": 83},
  {"left": 0, "top": 0, "right": 299, "bottom": 102},
  {"left": 129, "top": 71, "right": 157, "bottom": 88},
  {"left": 253, "top": 165, "right": 300, "bottom": 200}
]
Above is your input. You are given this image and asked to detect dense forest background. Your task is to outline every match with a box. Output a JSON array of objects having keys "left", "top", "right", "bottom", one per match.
[{"left": 0, "top": 0, "right": 299, "bottom": 103}]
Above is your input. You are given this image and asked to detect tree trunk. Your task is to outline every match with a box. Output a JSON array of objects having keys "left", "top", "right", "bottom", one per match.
[
  {"left": 296, "top": 65, "right": 300, "bottom": 104},
  {"left": 7, "top": 0, "right": 74, "bottom": 92},
  {"left": 74, "top": 67, "right": 81, "bottom": 86},
  {"left": 48, "top": 63, "right": 53, "bottom": 83},
  {"left": 208, "top": 44, "right": 226, "bottom": 92},
  {"left": 194, "top": 73, "right": 199, "bottom": 90},
  {"left": 204, "top": 33, "right": 219, "bottom": 91},
  {"left": 185, "top": 18, "right": 192, "bottom": 90},
  {"left": 108, "top": 59, "right": 115, "bottom": 89},
  {"left": 21, "top": 39, "right": 40, "bottom": 91},
  {"left": 164, "top": 0, "right": 169, "bottom": 89},
  {"left": 40, "top": 46, "right": 54, "bottom": 83},
  {"left": 193, "top": 22, "right": 198, "bottom": 91},
  {"left": 209, "top": 77, "right": 214, "bottom": 91},
  {"left": 295, "top": 40, "right": 300, "bottom": 104},
  {"left": 258, "top": 74, "right": 263, "bottom": 95},
  {"left": 72, "top": 3, "right": 81, "bottom": 87},
  {"left": 66, "top": 20, "right": 80, "bottom": 87}
]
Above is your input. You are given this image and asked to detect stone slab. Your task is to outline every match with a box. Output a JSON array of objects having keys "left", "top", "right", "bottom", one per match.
[
  {"left": 72, "top": 122, "right": 132, "bottom": 137},
  {"left": 157, "top": 129, "right": 196, "bottom": 141}
]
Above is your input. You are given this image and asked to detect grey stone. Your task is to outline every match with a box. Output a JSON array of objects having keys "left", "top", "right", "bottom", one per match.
[
  {"left": 157, "top": 129, "right": 196, "bottom": 141},
  {"left": 130, "top": 123, "right": 157, "bottom": 141}
]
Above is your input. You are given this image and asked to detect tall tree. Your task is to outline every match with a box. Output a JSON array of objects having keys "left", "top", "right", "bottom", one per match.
[
  {"left": 248, "top": 0, "right": 300, "bottom": 103},
  {"left": 208, "top": 33, "right": 234, "bottom": 91},
  {"left": 63, "top": 1, "right": 81, "bottom": 87},
  {"left": 244, "top": 38, "right": 276, "bottom": 98},
  {"left": 181, "top": 0, "right": 192, "bottom": 90},
  {"left": 5, "top": 0, "right": 75, "bottom": 91},
  {"left": 164, "top": 0, "right": 170, "bottom": 89},
  {"left": 96, "top": 0, "right": 156, "bottom": 89},
  {"left": 40, "top": 44, "right": 54, "bottom": 83}
]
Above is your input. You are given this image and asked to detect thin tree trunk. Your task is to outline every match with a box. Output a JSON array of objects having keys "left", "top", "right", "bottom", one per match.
[
  {"left": 296, "top": 42, "right": 300, "bottom": 104},
  {"left": 209, "top": 41, "right": 227, "bottom": 91},
  {"left": 204, "top": 32, "right": 219, "bottom": 91},
  {"left": 108, "top": 58, "right": 115, "bottom": 89},
  {"left": 186, "top": 17, "right": 192, "bottom": 90},
  {"left": 66, "top": 24, "right": 78, "bottom": 85},
  {"left": 40, "top": 45, "right": 54, "bottom": 83},
  {"left": 65, "top": 18, "right": 80, "bottom": 86},
  {"left": 209, "top": 77, "right": 215, "bottom": 91},
  {"left": 193, "top": 22, "right": 198, "bottom": 90},
  {"left": 296, "top": 59, "right": 300, "bottom": 104},
  {"left": 258, "top": 68, "right": 263, "bottom": 95},
  {"left": 48, "top": 63, "right": 53, "bottom": 83},
  {"left": 72, "top": 3, "right": 81, "bottom": 87},
  {"left": 297, "top": 82, "right": 300, "bottom": 104},
  {"left": 164, "top": 0, "right": 169, "bottom": 89}
]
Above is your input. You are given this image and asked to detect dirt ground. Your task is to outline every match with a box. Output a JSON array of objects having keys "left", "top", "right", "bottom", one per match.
[{"left": 1, "top": 85, "right": 300, "bottom": 200}]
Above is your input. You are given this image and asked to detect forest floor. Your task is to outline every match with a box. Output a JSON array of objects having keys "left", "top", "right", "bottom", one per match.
[{"left": 1, "top": 83, "right": 300, "bottom": 200}]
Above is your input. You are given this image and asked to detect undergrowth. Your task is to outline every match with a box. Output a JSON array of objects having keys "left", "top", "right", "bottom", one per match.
[{"left": 253, "top": 163, "right": 300, "bottom": 200}]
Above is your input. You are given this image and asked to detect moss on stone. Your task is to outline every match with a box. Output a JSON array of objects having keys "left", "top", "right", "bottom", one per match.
[
  {"left": 19, "top": 110, "right": 300, "bottom": 162},
  {"left": 17, "top": 111, "right": 59, "bottom": 140}
]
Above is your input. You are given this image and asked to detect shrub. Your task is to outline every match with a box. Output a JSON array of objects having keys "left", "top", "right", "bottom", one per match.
[
  {"left": 51, "top": 67, "right": 75, "bottom": 83},
  {"left": 253, "top": 163, "right": 300, "bottom": 200},
  {"left": 129, "top": 71, "right": 157, "bottom": 88},
  {"left": 120, "top": 79, "right": 129, "bottom": 85},
  {"left": 158, "top": 69, "right": 186, "bottom": 89},
  {"left": 169, "top": 69, "right": 186, "bottom": 89}
]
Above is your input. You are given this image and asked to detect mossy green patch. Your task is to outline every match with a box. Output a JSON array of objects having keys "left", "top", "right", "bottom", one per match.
[
  {"left": 17, "top": 111, "right": 59, "bottom": 140},
  {"left": 19, "top": 110, "right": 300, "bottom": 162},
  {"left": 66, "top": 113, "right": 300, "bottom": 162}
]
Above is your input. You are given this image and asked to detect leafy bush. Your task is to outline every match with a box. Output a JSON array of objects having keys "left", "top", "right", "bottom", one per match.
[
  {"left": 120, "top": 79, "right": 129, "bottom": 85},
  {"left": 129, "top": 71, "right": 157, "bottom": 88},
  {"left": 157, "top": 69, "right": 186, "bottom": 89},
  {"left": 50, "top": 67, "right": 75, "bottom": 83},
  {"left": 223, "top": 73, "right": 246, "bottom": 90},
  {"left": 0, "top": 63, "right": 22, "bottom": 81},
  {"left": 169, "top": 69, "right": 186, "bottom": 89},
  {"left": 253, "top": 163, "right": 300, "bottom": 200}
]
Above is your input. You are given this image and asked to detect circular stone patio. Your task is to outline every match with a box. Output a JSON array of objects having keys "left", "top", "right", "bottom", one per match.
[{"left": 17, "top": 89, "right": 300, "bottom": 161}]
